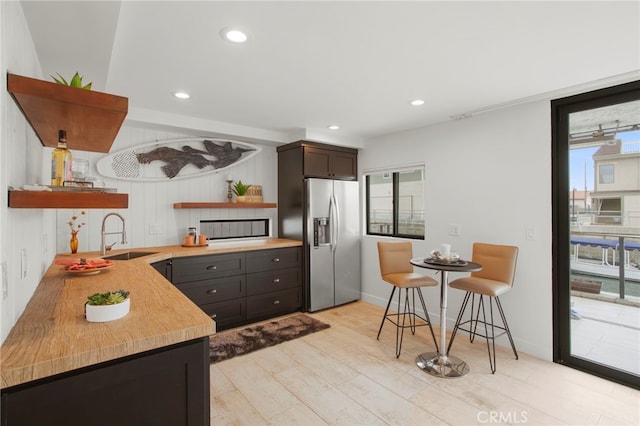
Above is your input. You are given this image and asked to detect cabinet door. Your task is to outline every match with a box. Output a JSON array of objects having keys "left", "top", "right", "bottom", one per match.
[
  {"left": 331, "top": 151, "right": 358, "bottom": 180},
  {"left": 175, "top": 275, "right": 245, "bottom": 305},
  {"left": 1, "top": 338, "right": 209, "bottom": 426},
  {"left": 173, "top": 253, "right": 245, "bottom": 283},
  {"left": 151, "top": 260, "right": 172, "bottom": 280},
  {"left": 303, "top": 147, "right": 332, "bottom": 178}
]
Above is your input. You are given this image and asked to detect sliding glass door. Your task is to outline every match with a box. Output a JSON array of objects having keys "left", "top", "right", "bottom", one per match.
[{"left": 552, "top": 81, "right": 640, "bottom": 389}]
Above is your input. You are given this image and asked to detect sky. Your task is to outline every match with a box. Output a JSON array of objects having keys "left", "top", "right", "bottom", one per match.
[{"left": 569, "top": 130, "right": 640, "bottom": 191}]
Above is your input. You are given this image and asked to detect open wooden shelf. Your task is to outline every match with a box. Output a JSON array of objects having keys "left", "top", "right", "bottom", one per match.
[
  {"left": 173, "top": 202, "right": 276, "bottom": 209},
  {"left": 7, "top": 73, "right": 128, "bottom": 153},
  {"left": 8, "top": 190, "right": 128, "bottom": 209}
]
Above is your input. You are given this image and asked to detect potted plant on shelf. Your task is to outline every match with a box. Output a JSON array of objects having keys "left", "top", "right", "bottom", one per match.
[
  {"left": 232, "top": 180, "right": 250, "bottom": 203},
  {"left": 85, "top": 290, "right": 130, "bottom": 322},
  {"left": 51, "top": 72, "right": 92, "bottom": 90}
]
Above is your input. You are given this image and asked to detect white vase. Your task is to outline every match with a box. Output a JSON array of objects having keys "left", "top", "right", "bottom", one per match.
[{"left": 85, "top": 298, "right": 130, "bottom": 322}]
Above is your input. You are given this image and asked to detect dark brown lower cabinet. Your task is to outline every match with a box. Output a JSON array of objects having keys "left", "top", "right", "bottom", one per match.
[
  {"left": 171, "top": 247, "right": 302, "bottom": 331},
  {"left": 246, "top": 287, "right": 302, "bottom": 321},
  {"left": 1, "top": 337, "right": 210, "bottom": 426}
]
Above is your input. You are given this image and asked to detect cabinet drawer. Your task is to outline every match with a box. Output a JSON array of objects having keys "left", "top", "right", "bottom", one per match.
[
  {"left": 172, "top": 253, "right": 245, "bottom": 283},
  {"left": 246, "top": 268, "right": 301, "bottom": 296},
  {"left": 246, "top": 288, "right": 302, "bottom": 321},
  {"left": 175, "top": 275, "right": 245, "bottom": 305},
  {"left": 246, "top": 247, "right": 301, "bottom": 273},
  {"left": 200, "top": 298, "right": 246, "bottom": 331}
]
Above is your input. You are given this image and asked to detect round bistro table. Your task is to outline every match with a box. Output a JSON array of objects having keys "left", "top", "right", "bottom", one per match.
[{"left": 410, "top": 257, "right": 482, "bottom": 378}]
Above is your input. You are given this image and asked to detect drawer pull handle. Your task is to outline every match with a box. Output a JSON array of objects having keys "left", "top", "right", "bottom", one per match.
[
  {"left": 207, "top": 289, "right": 217, "bottom": 294},
  {"left": 206, "top": 265, "right": 217, "bottom": 270},
  {"left": 273, "top": 278, "right": 280, "bottom": 283},
  {"left": 272, "top": 258, "right": 280, "bottom": 262},
  {"left": 210, "top": 314, "right": 217, "bottom": 319},
  {"left": 273, "top": 300, "right": 280, "bottom": 305}
]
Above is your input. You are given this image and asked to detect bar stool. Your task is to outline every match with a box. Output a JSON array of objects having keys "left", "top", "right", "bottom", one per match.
[
  {"left": 376, "top": 241, "right": 439, "bottom": 358},
  {"left": 447, "top": 242, "right": 519, "bottom": 373}
]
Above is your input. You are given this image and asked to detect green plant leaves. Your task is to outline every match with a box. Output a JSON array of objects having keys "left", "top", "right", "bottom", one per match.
[
  {"left": 87, "top": 290, "right": 130, "bottom": 305},
  {"left": 232, "top": 180, "right": 250, "bottom": 196},
  {"left": 51, "top": 72, "right": 92, "bottom": 90}
]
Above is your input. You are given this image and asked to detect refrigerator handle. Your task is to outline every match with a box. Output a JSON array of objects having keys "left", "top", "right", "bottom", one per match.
[
  {"left": 331, "top": 193, "right": 339, "bottom": 252},
  {"left": 328, "top": 194, "right": 334, "bottom": 250}
]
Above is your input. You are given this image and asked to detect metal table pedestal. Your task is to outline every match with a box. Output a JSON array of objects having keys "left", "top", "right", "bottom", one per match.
[{"left": 410, "top": 259, "right": 482, "bottom": 378}]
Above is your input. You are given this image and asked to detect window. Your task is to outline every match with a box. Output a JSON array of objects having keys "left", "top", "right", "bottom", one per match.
[
  {"left": 598, "top": 164, "right": 615, "bottom": 184},
  {"left": 200, "top": 218, "right": 270, "bottom": 241},
  {"left": 366, "top": 167, "right": 424, "bottom": 239}
]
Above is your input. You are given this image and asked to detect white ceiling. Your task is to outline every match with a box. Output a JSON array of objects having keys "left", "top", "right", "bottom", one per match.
[{"left": 20, "top": 1, "right": 640, "bottom": 147}]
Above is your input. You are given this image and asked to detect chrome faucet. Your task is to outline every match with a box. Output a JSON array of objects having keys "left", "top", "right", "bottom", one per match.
[{"left": 101, "top": 212, "right": 127, "bottom": 255}]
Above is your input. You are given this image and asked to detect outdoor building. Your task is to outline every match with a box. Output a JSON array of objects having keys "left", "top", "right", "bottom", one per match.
[{"left": 591, "top": 140, "right": 640, "bottom": 228}]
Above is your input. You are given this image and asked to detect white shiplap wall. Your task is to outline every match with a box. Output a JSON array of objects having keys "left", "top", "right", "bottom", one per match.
[
  {"left": 54, "top": 125, "right": 279, "bottom": 254},
  {"left": 1, "top": 1, "right": 57, "bottom": 343}
]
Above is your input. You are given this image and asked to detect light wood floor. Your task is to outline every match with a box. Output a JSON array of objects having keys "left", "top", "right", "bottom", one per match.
[{"left": 210, "top": 301, "right": 640, "bottom": 425}]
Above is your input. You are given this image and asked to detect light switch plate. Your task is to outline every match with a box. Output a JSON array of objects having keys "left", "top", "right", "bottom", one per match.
[
  {"left": 448, "top": 223, "right": 461, "bottom": 236},
  {"left": 20, "top": 248, "right": 27, "bottom": 279},
  {"left": 1, "top": 261, "right": 8, "bottom": 300}
]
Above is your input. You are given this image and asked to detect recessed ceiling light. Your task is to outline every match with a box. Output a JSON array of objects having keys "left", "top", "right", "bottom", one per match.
[
  {"left": 410, "top": 99, "right": 425, "bottom": 106},
  {"left": 221, "top": 28, "right": 248, "bottom": 43},
  {"left": 173, "top": 91, "right": 190, "bottom": 99},
  {"left": 328, "top": 125, "right": 340, "bottom": 130}
]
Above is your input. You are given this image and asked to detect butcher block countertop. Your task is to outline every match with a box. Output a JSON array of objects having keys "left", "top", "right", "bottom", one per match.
[{"left": 0, "top": 238, "right": 302, "bottom": 389}]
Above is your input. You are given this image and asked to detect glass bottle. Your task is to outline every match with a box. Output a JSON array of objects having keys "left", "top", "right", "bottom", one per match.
[
  {"left": 188, "top": 227, "right": 197, "bottom": 245},
  {"left": 51, "top": 129, "right": 73, "bottom": 186}
]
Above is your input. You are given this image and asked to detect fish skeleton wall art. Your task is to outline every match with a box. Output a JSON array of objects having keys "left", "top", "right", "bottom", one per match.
[{"left": 96, "top": 138, "right": 261, "bottom": 181}]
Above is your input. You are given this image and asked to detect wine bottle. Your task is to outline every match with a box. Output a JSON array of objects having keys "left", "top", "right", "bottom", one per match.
[{"left": 51, "top": 130, "right": 73, "bottom": 186}]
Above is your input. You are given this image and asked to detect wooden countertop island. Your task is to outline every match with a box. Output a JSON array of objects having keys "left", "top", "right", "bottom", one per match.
[
  {"left": 0, "top": 238, "right": 301, "bottom": 389},
  {"left": 1, "top": 238, "right": 301, "bottom": 425}
]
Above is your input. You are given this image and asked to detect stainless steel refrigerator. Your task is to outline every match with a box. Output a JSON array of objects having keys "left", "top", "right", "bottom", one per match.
[{"left": 306, "top": 178, "right": 360, "bottom": 311}]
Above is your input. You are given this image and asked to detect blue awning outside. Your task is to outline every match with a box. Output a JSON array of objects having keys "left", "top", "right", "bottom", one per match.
[{"left": 571, "top": 237, "right": 640, "bottom": 251}]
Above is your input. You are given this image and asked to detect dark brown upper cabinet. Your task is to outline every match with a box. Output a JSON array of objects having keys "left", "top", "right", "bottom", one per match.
[
  {"left": 7, "top": 73, "right": 128, "bottom": 153},
  {"left": 279, "top": 141, "right": 358, "bottom": 180}
]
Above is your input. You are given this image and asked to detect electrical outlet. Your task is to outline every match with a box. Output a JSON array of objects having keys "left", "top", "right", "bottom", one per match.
[
  {"left": 149, "top": 224, "right": 162, "bottom": 235},
  {"left": 526, "top": 226, "right": 537, "bottom": 241},
  {"left": 448, "top": 223, "right": 461, "bottom": 236},
  {"left": 20, "top": 249, "right": 27, "bottom": 279},
  {"left": 1, "top": 261, "right": 8, "bottom": 301}
]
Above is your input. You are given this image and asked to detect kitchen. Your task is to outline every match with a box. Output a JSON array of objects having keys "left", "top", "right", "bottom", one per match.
[{"left": 1, "top": 1, "right": 639, "bottom": 425}]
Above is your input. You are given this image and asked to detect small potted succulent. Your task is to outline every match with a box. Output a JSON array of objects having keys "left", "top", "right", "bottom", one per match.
[
  {"left": 85, "top": 290, "right": 130, "bottom": 322},
  {"left": 232, "top": 180, "right": 250, "bottom": 202},
  {"left": 51, "top": 72, "right": 92, "bottom": 90}
]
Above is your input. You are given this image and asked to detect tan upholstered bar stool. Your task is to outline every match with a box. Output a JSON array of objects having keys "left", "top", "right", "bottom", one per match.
[
  {"left": 376, "top": 241, "right": 439, "bottom": 358},
  {"left": 447, "top": 242, "right": 519, "bottom": 373}
]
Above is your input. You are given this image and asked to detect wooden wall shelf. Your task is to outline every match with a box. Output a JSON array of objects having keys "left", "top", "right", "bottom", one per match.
[
  {"left": 7, "top": 73, "right": 128, "bottom": 153},
  {"left": 8, "top": 190, "right": 128, "bottom": 209},
  {"left": 173, "top": 202, "right": 277, "bottom": 209}
]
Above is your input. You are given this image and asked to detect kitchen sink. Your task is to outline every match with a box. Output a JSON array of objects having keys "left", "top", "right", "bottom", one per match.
[{"left": 102, "top": 251, "right": 158, "bottom": 261}]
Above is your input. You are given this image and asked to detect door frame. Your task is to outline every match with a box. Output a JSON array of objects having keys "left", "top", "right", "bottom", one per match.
[{"left": 551, "top": 80, "right": 640, "bottom": 389}]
